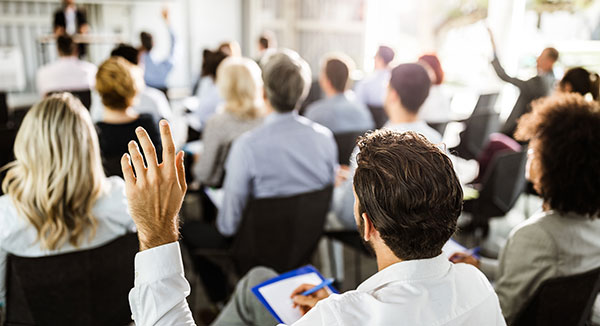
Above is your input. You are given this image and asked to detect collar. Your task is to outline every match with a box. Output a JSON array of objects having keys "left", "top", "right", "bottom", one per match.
[
  {"left": 264, "top": 111, "right": 296, "bottom": 125},
  {"left": 357, "top": 254, "right": 451, "bottom": 292}
]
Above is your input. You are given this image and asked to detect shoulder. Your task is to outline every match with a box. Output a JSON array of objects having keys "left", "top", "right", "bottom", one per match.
[
  {"left": 93, "top": 177, "right": 128, "bottom": 213},
  {"left": 506, "top": 211, "right": 556, "bottom": 250},
  {"left": 296, "top": 115, "right": 334, "bottom": 138},
  {"left": 0, "top": 195, "right": 22, "bottom": 240}
]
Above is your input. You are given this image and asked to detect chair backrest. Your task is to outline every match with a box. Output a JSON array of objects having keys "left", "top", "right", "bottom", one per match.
[
  {"left": 6, "top": 233, "right": 139, "bottom": 326},
  {"left": 0, "top": 91, "right": 8, "bottom": 126},
  {"left": 48, "top": 89, "right": 92, "bottom": 110},
  {"left": 202, "top": 141, "right": 232, "bottom": 188},
  {"left": 453, "top": 112, "right": 500, "bottom": 160},
  {"left": 367, "top": 105, "right": 388, "bottom": 129},
  {"left": 476, "top": 150, "right": 527, "bottom": 219},
  {"left": 231, "top": 186, "right": 333, "bottom": 275},
  {"left": 0, "top": 126, "right": 18, "bottom": 195},
  {"left": 333, "top": 131, "right": 365, "bottom": 165},
  {"left": 472, "top": 93, "right": 499, "bottom": 116},
  {"left": 513, "top": 266, "right": 600, "bottom": 326}
]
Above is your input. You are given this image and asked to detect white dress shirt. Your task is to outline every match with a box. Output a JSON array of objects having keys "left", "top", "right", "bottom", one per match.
[
  {"left": 418, "top": 85, "right": 452, "bottom": 123},
  {"left": 134, "top": 86, "right": 173, "bottom": 121},
  {"left": 0, "top": 176, "right": 135, "bottom": 306},
  {"left": 129, "top": 243, "right": 505, "bottom": 325},
  {"left": 36, "top": 56, "right": 97, "bottom": 96}
]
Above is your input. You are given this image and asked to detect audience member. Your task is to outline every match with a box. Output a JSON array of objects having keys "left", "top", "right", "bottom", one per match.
[
  {"left": 0, "top": 94, "right": 134, "bottom": 316},
  {"left": 122, "top": 123, "right": 505, "bottom": 325},
  {"left": 181, "top": 49, "right": 337, "bottom": 304},
  {"left": 256, "top": 30, "right": 276, "bottom": 62},
  {"left": 451, "top": 93, "right": 600, "bottom": 323},
  {"left": 218, "top": 41, "right": 242, "bottom": 57},
  {"left": 488, "top": 29, "right": 558, "bottom": 137},
  {"left": 418, "top": 53, "right": 451, "bottom": 124},
  {"left": 558, "top": 67, "right": 600, "bottom": 100},
  {"left": 95, "top": 57, "right": 161, "bottom": 178},
  {"left": 354, "top": 45, "right": 395, "bottom": 107},
  {"left": 36, "top": 34, "right": 96, "bottom": 96},
  {"left": 304, "top": 54, "right": 374, "bottom": 133},
  {"left": 334, "top": 63, "right": 441, "bottom": 228},
  {"left": 193, "top": 57, "right": 264, "bottom": 186},
  {"left": 111, "top": 44, "right": 172, "bottom": 120},
  {"left": 139, "top": 8, "right": 175, "bottom": 97},
  {"left": 189, "top": 49, "right": 229, "bottom": 131}
]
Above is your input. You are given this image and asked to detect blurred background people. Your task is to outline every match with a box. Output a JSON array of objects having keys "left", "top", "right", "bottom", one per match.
[{"left": 139, "top": 8, "right": 175, "bottom": 99}]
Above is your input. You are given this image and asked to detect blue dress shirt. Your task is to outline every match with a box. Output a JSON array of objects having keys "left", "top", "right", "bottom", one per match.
[
  {"left": 217, "top": 111, "right": 338, "bottom": 236},
  {"left": 304, "top": 93, "right": 375, "bottom": 133},
  {"left": 142, "top": 28, "right": 175, "bottom": 89},
  {"left": 354, "top": 69, "right": 390, "bottom": 107}
]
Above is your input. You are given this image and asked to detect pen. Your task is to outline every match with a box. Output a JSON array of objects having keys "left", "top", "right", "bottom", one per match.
[
  {"left": 300, "top": 278, "right": 334, "bottom": 296},
  {"left": 466, "top": 246, "right": 481, "bottom": 259}
]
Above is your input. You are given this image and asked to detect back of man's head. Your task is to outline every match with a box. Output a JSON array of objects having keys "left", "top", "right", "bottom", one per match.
[
  {"left": 353, "top": 130, "right": 463, "bottom": 260},
  {"left": 261, "top": 49, "right": 311, "bottom": 113},
  {"left": 376, "top": 46, "right": 395, "bottom": 66},
  {"left": 389, "top": 63, "right": 431, "bottom": 114},
  {"left": 140, "top": 32, "right": 153, "bottom": 52},
  {"left": 258, "top": 31, "right": 276, "bottom": 50},
  {"left": 322, "top": 54, "right": 354, "bottom": 93},
  {"left": 57, "top": 35, "right": 76, "bottom": 57},
  {"left": 543, "top": 47, "right": 559, "bottom": 62},
  {"left": 111, "top": 44, "right": 140, "bottom": 65}
]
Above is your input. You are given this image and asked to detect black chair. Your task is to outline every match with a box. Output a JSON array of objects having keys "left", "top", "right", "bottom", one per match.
[
  {"left": 513, "top": 266, "right": 600, "bottom": 326},
  {"left": 451, "top": 112, "right": 500, "bottom": 160},
  {"left": 324, "top": 230, "right": 372, "bottom": 286},
  {"left": 472, "top": 93, "right": 499, "bottom": 116},
  {"left": 5, "top": 233, "right": 139, "bottom": 326},
  {"left": 48, "top": 89, "right": 92, "bottom": 110},
  {"left": 333, "top": 131, "right": 366, "bottom": 165},
  {"left": 367, "top": 105, "right": 388, "bottom": 129},
  {"left": 427, "top": 121, "right": 448, "bottom": 136},
  {"left": 299, "top": 80, "right": 323, "bottom": 116},
  {"left": 463, "top": 150, "right": 527, "bottom": 239},
  {"left": 0, "top": 126, "right": 18, "bottom": 195},
  {"left": 231, "top": 186, "right": 333, "bottom": 275}
]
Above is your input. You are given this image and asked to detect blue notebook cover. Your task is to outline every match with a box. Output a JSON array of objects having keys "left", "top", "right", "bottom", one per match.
[{"left": 251, "top": 265, "right": 338, "bottom": 324}]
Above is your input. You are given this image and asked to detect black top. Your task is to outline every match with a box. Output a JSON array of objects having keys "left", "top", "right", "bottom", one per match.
[{"left": 96, "top": 114, "right": 162, "bottom": 177}]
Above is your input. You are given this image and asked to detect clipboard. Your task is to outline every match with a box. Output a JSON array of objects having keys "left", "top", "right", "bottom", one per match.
[{"left": 251, "top": 265, "right": 338, "bottom": 324}]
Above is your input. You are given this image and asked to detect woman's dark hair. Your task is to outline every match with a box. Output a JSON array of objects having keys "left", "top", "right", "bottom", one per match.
[
  {"left": 353, "top": 130, "right": 463, "bottom": 260},
  {"left": 200, "top": 49, "right": 229, "bottom": 79},
  {"left": 560, "top": 67, "right": 599, "bottom": 101},
  {"left": 140, "top": 31, "right": 153, "bottom": 52},
  {"left": 419, "top": 54, "right": 444, "bottom": 85},
  {"left": 515, "top": 94, "right": 600, "bottom": 217}
]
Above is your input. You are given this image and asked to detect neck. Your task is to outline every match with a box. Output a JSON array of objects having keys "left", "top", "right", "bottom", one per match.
[
  {"left": 373, "top": 241, "right": 402, "bottom": 271},
  {"left": 325, "top": 89, "right": 342, "bottom": 98},
  {"left": 387, "top": 104, "right": 419, "bottom": 124},
  {"left": 103, "top": 106, "right": 138, "bottom": 123}
]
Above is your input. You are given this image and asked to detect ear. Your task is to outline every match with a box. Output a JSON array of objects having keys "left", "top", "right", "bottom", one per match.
[{"left": 361, "top": 212, "right": 375, "bottom": 241}]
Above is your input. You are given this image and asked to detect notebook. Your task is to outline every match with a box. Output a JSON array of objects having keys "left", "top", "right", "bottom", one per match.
[
  {"left": 442, "top": 238, "right": 467, "bottom": 259},
  {"left": 251, "top": 265, "right": 338, "bottom": 324}
]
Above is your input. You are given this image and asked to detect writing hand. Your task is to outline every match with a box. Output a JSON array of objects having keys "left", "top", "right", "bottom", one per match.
[
  {"left": 290, "top": 283, "right": 330, "bottom": 315},
  {"left": 121, "top": 120, "right": 187, "bottom": 251},
  {"left": 449, "top": 252, "right": 481, "bottom": 269}
]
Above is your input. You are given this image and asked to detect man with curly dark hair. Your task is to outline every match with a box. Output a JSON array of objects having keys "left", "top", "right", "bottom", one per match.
[{"left": 452, "top": 93, "right": 600, "bottom": 323}]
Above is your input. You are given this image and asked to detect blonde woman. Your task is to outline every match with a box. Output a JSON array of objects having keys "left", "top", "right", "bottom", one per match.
[
  {"left": 193, "top": 56, "right": 265, "bottom": 186},
  {"left": 0, "top": 94, "right": 134, "bottom": 313},
  {"left": 95, "top": 56, "right": 161, "bottom": 177}
]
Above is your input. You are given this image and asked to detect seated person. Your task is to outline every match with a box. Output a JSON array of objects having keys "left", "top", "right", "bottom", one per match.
[
  {"left": 121, "top": 122, "right": 506, "bottom": 325},
  {"left": 304, "top": 54, "right": 374, "bottom": 133},
  {"left": 111, "top": 44, "right": 172, "bottom": 121},
  {"left": 193, "top": 56, "right": 265, "bottom": 186},
  {"left": 417, "top": 54, "right": 451, "bottom": 125},
  {"left": 558, "top": 67, "right": 599, "bottom": 100},
  {"left": 0, "top": 93, "right": 134, "bottom": 316},
  {"left": 354, "top": 45, "right": 395, "bottom": 107},
  {"left": 451, "top": 93, "right": 600, "bottom": 324},
  {"left": 181, "top": 49, "right": 337, "bottom": 304},
  {"left": 189, "top": 49, "right": 229, "bottom": 132},
  {"left": 95, "top": 57, "right": 161, "bottom": 177},
  {"left": 139, "top": 8, "right": 175, "bottom": 97},
  {"left": 36, "top": 34, "right": 96, "bottom": 96},
  {"left": 334, "top": 63, "right": 442, "bottom": 228}
]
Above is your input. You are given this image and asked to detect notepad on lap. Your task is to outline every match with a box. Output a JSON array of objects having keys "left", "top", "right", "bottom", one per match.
[
  {"left": 442, "top": 238, "right": 467, "bottom": 259},
  {"left": 252, "top": 265, "right": 337, "bottom": 325}
]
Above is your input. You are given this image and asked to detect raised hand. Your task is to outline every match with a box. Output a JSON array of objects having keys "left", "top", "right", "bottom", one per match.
[{"left": 121, "top": 120, "right": 187, "bottom": 251}]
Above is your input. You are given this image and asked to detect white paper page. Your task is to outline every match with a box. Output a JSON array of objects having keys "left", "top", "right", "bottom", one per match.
[
  {"left": 442, "top": 239, "right": 467, "bottom": 259},
  {"left": 258, "top": 272, "right": 329, "bottom": 325}
]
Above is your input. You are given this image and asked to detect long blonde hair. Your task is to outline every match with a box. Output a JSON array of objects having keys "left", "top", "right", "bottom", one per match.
[
  {"left": 216, "top": 57, "right": 264, "bottom": 120},
  {"left": 2, "top": 93, "right": 105, "bottom": 250}
]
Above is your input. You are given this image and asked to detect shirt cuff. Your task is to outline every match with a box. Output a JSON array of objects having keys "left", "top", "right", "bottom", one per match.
[{"left": 134, "top": 242, "right": 184, "bottom": 287}]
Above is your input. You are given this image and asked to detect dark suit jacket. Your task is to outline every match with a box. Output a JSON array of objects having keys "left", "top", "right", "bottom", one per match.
[
  {"left": 492, "top": 56, "right": 554, "bottom": 137},
  {"left": 53, "top": 7, "right": 88, "bottom": 32}
]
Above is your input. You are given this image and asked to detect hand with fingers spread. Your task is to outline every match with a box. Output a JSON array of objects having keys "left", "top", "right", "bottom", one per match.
[
  {"left": 121, "top": 120, "right": 187, "bottom": 251},
  {"left": 290, "top": 283, "right": 331, "bottom": 316}
]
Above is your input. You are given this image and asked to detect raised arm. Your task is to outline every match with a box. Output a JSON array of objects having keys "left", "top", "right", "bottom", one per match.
[
  {"left": 488, "top": 28, "right": 527, "bottom": 89},
  {"left": 122, "top": 120, "right": 196, "bottom": 325}
]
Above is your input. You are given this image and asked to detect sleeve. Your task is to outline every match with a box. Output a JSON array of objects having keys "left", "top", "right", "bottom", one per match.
[
  {"left": 494, "top": 224, "right": 558, "bottom": 324},
  {"left": 194, "top": 118, "right": 221, "bottom": 184},
  {"left": 216, "top": 138, "right": 253, "bottom": 237},
  {"left": 129, "top": 242, "right": 196, "bottom": 326},
  {"left": 77, "top": 8, "right": 88, "bottom": 26},
  {"left": 291, "top": 299, "right": 342, "bottom": 326},
  {"left": 491, "top": 55, "right": 527, "bottom": 90}
]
